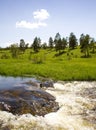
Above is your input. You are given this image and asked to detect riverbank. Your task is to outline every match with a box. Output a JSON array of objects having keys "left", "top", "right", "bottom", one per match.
[
  {"left": 0, "top": 49, "right": 96, "bottom": 81},
  {"left": 0, "top": 58, "right": 96, "bottom": 81}
]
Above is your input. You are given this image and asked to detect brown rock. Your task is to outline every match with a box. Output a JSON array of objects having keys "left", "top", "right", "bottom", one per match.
[{"left": 0, "top": 86, "right": 59, "bottom": 116}]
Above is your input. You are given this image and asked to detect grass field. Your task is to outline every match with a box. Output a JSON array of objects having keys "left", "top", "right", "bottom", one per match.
[{"left": 0, "top": 47, "right": 96, "bottom": 81}]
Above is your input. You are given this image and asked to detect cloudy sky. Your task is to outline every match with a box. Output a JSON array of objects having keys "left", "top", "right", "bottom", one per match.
[{"left": 0, "top": 0, "right": 96, "bottom": 47}]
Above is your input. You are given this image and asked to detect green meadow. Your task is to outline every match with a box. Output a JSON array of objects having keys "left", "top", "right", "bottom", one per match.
[{"left": 0, "top": 47, "right": 96, "bottom": 81}]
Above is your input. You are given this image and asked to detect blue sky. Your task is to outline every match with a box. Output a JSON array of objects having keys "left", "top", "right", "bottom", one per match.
[{"left": 0, "top": 0, "right": 96, "bottom": 47}]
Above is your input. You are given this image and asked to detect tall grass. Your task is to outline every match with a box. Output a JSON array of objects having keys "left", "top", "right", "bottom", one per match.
[{"left": 0, "top": 48, "right": 96, "bottom": 80}]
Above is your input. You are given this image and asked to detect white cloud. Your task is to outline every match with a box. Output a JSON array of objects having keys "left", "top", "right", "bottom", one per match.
[
  {"left": 33, "top": 9, "right": 50, "bottom": 21},
  {"left": 16, "top": 9, "right": 49, "bottom": 29},
  {"left": 16, "top": 21, "right": 47, "bottom": 29}
]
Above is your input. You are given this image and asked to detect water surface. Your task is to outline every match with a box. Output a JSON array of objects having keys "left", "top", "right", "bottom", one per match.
[
  {"left": 0, "top": 76, "right": 39, "bottom": 90},
  {"left": 0, "top": 77, "right": 96, "bottom": 130}
]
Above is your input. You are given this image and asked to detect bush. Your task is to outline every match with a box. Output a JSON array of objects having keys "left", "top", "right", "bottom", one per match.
[
  {"left": 32, "top": 54, "right": 45, "bottom": 64},
  {"left": 1, "top": 53, "right": 9, "bottom": 59}
]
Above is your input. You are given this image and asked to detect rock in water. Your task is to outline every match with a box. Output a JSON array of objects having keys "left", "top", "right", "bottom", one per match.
[
  {"left": 0, "top": 86, "right": 59, "bottom": 116},
  {"left": 40, "top": 81, "right": 54, "bottom": 88},
  {"left": 25, "top": 80, "right": 54, "bottom": 88}
]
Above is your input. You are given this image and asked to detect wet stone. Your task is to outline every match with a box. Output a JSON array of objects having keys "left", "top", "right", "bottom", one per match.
[
  {"left": 0, "top": 85, "right": 59, "bottom": 116},
  {"left": 25, "top": 80, "right": 54, "bottom": 88}
]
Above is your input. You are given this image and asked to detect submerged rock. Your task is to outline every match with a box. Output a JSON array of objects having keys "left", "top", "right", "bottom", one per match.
[
  {"left": 0, "top": 86, "right": 59, "bottom": 116},
  {"left": 25, "top": 80, "right": 54, "bottom": 88},
  {"left": 40, "top": 81, "right": 54, "bottom": 88}
]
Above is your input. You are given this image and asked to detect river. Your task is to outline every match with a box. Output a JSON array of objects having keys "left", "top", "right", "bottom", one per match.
[{"left": 0, "top": 76, "right": 96, "bottom": 130}]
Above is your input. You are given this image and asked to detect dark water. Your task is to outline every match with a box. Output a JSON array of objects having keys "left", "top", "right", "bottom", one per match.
[
  {"left": 0, "top": 76, "right": 39, "bottom": 90},
  {"left": 0, "top": 76, "right": 58, "bottom": 116}
]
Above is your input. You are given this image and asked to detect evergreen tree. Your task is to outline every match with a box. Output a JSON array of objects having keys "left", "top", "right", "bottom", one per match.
[
  {"left": 69, "top": 32, "right": 77, "bottom": 49},
  {"left": 80, "top": 34, "right": 90, "bottom": 57},
  {"left": 32, "top": 37, "right": 41, "bottom": 52},
  {"left": 61, "top": 37, "right": 67, "bottom": 50},
  {"left": 42, "top": 42, "right": 47, "bottom": 49},
  {"left": 54, "top": 32, "right": 62, "bottom": 54},
  {"left": 19, "top": 39, "right": 26, "bottom": 53},
  {"left": 48, "top": 37, "right": 54, "bottom": 49}
]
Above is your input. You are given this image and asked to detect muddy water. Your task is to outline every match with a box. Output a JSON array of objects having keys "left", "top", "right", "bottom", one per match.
[{"left": 0, "top": 81, "right": 96, "bottom": 130}]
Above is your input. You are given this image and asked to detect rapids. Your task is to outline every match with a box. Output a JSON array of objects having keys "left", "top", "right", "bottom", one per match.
[{"left": 0, "top": 81, "right": 96, "bottom": 130}]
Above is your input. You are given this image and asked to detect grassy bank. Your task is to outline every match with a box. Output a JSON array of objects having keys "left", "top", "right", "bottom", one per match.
[{"left": 0, "top": 48, "right": 96, "bottom": 81}]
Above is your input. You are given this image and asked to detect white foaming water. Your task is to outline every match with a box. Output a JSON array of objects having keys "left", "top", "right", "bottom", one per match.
[{"left": 0, "top": 81, "right": 96, "bottom": 130}]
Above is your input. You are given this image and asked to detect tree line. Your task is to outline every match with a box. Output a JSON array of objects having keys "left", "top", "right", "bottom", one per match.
[{"left": 0, "top": 32, "right": 96, "bottom": 58}]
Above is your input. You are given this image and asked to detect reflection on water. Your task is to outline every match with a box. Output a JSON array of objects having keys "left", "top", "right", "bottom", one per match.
[
  {"left": 0, "top": 78, "right": 96, "bottom": 130},
  {"left": 0, "top": 76, "right": 39, "bottom": 90}
]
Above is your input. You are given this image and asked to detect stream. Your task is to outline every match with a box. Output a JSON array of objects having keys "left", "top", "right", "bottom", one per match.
[{"left": 0, "top": 76, "right": 96, "bottom": 130}]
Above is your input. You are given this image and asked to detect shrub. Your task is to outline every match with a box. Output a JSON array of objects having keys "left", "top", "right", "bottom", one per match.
[
  {"left": 32, "top": 54, "right": 45, "bottom": 64},
  {"left": 1, "top": 53, "right": 9, "bottom": 59}
]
